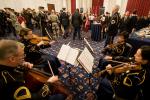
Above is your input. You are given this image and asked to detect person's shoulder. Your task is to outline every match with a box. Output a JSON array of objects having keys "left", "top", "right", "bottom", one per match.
[
  {"left": 6, "top": 81, "right": 32, "bottom": 100},
  {"left": 14, "top": 85, "right": 31, "bottom": 99},
  {"left": 0, "top": 67, "right": 32, "bottom": 99}
]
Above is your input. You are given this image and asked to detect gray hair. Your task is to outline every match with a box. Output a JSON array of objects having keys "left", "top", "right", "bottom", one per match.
[
  {"left": 0, "top": 39, "right": 24, "bottom": 60},
  {"left": 114, "top": 5, "right": 120, "bottom": 10}
]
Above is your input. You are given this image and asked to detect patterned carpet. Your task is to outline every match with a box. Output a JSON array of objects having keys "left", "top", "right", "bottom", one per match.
[
  {"left": 42, "top": 31, "right": 105, "bottom": 66},
  {"left": 41, "top": 31, "right": 105, "bottom": 99}
]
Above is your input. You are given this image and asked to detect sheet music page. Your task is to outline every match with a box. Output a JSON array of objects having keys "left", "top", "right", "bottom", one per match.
[
  {"left": 78, "top": 47, "right": 94, "bottom": 73},
  {"left": 57, "top": 44, "right": 71, "bottom": 61},
  {"left": 74, "top": 59, "right": 79, "bottom": 66},
  {"left": 84, "top": 48, "right": 94, "bottom": 62},
  {"left": 66, "top": 48, "right": 80, "bottom": 65}
]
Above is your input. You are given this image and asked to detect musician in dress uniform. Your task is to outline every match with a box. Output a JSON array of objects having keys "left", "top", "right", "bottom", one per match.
[
  {"left": 105, "top": 46, "right": 150, "bottom": 100},
  {"left": 105, "top": 5, "right": 121, "bottom": 47},
  {"left": 98, "top": 31, "right": 132, "bottom": 69},
  {"left": 0, "top": 39, "right": 65, "bottom": 100},
  {"left": 139, "top": 46, "right": 150, "bottom": 100},
  {"left": 97, "top": 31, "right": 132, "bottom": 100},
  {"left": 19, "top": 28, "right": 61, "bottom": 75}
]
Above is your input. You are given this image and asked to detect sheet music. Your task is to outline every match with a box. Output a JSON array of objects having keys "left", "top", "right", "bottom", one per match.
[
  {"left": 57, "top": 44, "right": 80, "bottom": 65},
  {"left": 78, "top": 47, "right": 94, "bottom": 73},
  {"left": 66, "top": 48, "right": 80, "bottom": 65},
  {"left": 57, "top": 44, "right": 71, "bottom": 61}
]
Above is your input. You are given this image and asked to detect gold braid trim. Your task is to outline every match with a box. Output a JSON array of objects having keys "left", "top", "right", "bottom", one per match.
[
  {"left": 139, "top": 70, "right": 146, "bottom": 85},
  {"left": 123, "top": 76, "right": 132, "bottom": 86},
  {"left": 1, "top": 71, "right": 16, "bottom": 84},
  {"left": 14, "top": 86, "right": 31, "bottom": 100},
  {"left": 41, "top": 84, "right": 51, "bottom": 97},
  {"left": 123, "top": 70, "right": 146, "bottom": 86}
]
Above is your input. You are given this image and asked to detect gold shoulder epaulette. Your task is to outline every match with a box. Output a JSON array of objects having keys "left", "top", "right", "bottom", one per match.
[{"left": 14, "top": 86, "right": 31, "bottom": 100}]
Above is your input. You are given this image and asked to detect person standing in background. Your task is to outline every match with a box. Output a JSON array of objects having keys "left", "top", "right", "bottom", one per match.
[
  {"left": 72, "top": 9, "right": 83, "bottom": 40},
  {"left": 60, "top": 8, "right": 70, "bottom": 39},
  {"left": 105, "top": 5, "right": 121, "bottom": 47}
]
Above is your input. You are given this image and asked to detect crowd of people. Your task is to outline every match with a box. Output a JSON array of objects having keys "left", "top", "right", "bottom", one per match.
[
  {"left": 0, "top": 5, "right": 150, "bottom": 100},
  {"left": 0, "top": 6, "right": 150, "bottom": 40}
]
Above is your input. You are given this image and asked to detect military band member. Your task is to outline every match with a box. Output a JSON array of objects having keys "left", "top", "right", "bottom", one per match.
[
  {"left": 139, "top": 46, "right": 150, "bottom": 100},
  {"left": 0, "top": 39, "right": 64, "bottom": 100},
  {"left": 19, "top": 28, "right": 50, "bottom": 63},
  {"left": 97, "top": 31, "right": 132, "bottom": 100},
  {"left": 105, "top": 46, "right": 150, "bottom": 100},
  {"left": 19, "top": 28, "right": 61, "bottom": 75},
  {"left": 98, "top": 31, "right": 132, "bottom": 70}
]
